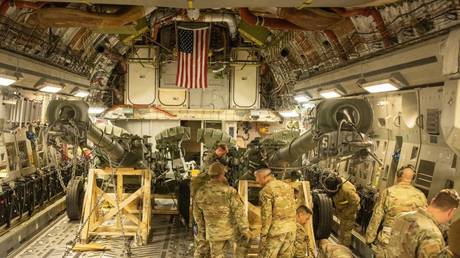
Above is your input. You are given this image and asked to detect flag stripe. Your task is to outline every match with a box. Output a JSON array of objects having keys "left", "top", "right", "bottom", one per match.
[{"left": 176, "top": 27, "right": 208, "bottom": 89}]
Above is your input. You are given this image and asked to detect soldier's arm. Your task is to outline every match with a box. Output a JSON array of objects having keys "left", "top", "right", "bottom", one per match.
[
  {"left": 259, "top": 189, "right": 273, "bottom": 240},
  {"left": 192, "top": 196, "right": 206, "bottom": 238},
  {"left": 417, "top": 238, "right": 444, "bottom": 258},
  {"left": 229, "top": 189, "right": 250, "bottom": 234},
  {"left": 365, "top": 190, "right": 387, "bottom": 244},
  {"left": 294, "top": 226, "right": 308, "bottom": 258},
  {"left": 348, "top": 188, "right": 361, "bottom": 208}
]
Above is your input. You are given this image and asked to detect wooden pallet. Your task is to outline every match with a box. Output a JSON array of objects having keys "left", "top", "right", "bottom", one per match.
[
  {"left": 80, "top": 168, "right": 152, "bottom": 245},
  {"left": 238, "top": 180, "right": 316, "bottom": 256}
]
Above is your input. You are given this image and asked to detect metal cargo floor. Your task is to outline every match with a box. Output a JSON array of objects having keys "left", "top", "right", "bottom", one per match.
[{"left": 8, "top": 214, "right": 194, "bottom": 258}]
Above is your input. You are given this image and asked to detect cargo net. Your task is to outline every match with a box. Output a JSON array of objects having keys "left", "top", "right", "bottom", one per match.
[{"left": 0, "top": 15, "right": 92, "bottom": 76}]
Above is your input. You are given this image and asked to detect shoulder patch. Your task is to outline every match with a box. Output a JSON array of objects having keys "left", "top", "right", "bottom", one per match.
[{"left": 420, "top": 243, "right": 442, "bottom": 256}]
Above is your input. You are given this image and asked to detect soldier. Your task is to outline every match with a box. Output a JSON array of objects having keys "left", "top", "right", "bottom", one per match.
[
  {"left": 324, "top": 175, "right": 360, "bottom": 247},
  {"left": 387, "top": 189, "right": 460, "bottom": 258},
  {"left": 365, "top": 165, "right": 427, "bottom": 257},
  {"left": 193, "top": 162, "right": 253, "bottom": 258},
  {"left": 254, "top": 167, "right": 297, "bottom": 258},
  {"left": 294, "top": 205, "right": 314, "bottom": 258},
  {"left": 191, "top": 143, "right": 229, "bottom": 257}
]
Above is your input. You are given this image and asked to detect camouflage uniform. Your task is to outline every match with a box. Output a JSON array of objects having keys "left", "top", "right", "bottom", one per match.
[
  {"left": 191, "top": 152, "right": 226, "bottom": 258},
  {"left": 332, "top": 180, "right": 360, "bottom": 247},
  {"left": 294, "top": 223, "right": 313, "bottom": 258},
  {"left": 259, "top": 179, "right": 297, "bottom": 258},
  {"left": 193, "top": 180, "right": 250, "bottom": 258},
  {"left": 365, "top": 183, "right": 427, "bottom": 257},
  {"left": 318, "top": 239, "right": 353, "bottom": 258},
  {"left": 386, "top": 208, "right": 448, "bottom": 258}
]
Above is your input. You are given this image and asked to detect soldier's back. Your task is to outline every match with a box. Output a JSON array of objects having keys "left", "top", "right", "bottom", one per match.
[
  {"left": 260, "top": 180, "right": 296, "bottom": 235},
  {"left": 383, "top": 184, "right": 427, "bottom": 225},
  {"left": 387, "top": 208, "right": 445, "bottom": 258},
  {"left": 195, "top": 181, "right": 238, "bottom": 241}
]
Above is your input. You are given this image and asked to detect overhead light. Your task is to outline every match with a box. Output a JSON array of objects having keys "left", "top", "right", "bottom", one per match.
[
  {"left": 319, "top": 89, "right": 342, "bottom": 99},
  {"left": 39, "top": 83, "right": 63, "bottom": 93},
  {"left": 88, "top": 106, "right": 106, "bottom": 115},
  {"left": 279, "top": 110, "right": 299, "bottom": 118},
  {"left": 0, "top": 73, "right": 19, "bottom": 86},
  {"left": 294, "top": 94, "right": 311, "bottom": 103},
  {"left": 72, "top": 88, "right": 90, "bottom": 98},
  {"left": 361, "top": 78, "right": 402, "bottom": 93}
]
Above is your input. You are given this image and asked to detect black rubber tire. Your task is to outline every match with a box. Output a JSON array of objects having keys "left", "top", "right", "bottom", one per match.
[
  {"left": 313, "top": 191, "right": 334, "bottom": 239},
  {"left": 66, "top": 177, "right": 84, "bottom": 220}
]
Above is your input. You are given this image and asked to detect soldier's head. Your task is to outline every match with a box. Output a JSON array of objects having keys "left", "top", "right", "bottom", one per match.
[
  {"left": 323, "top": 174, "right": 342, "bottom": 196},
  {"left": 296, "top": 205, "right": 312, "bottom": 225},
  {"left": 215, "top": 143, "right": 228, "bottom": 158},
  {"left": 427, "top": 189, "right": 460, "bottom": 224},
  {"left": 254, "top": 167, "right": 273, "bottom": 186},
  {"left": 396, "top": 164, "right": 416, "bottom": 183},
  {"left": 208, "top": 162, "right": 227, "bottom": 182}
]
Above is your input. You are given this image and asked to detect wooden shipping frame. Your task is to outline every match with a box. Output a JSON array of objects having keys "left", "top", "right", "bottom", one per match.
[{"left": 80, "top": 168, "right": 152, "bottom": 245}]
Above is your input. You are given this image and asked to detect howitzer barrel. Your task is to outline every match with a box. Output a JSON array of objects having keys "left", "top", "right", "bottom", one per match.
[
  {"left": 268, "top": 98, "right": 373, "bottom": 167},
  {"left": 87, "top": 123, "right": 125, "bottom": 163},
  {"left": 269, "top": 130, "right": 316, "bottom": 166}
]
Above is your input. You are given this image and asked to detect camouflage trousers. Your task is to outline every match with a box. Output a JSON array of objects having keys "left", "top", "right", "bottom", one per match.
[
  {"left": 372, "top": 227, "right": 392, "bottom": 258},
  {"left": 208, "top": 238, "right": 250, "bottom": 258},
  {"left": 337, "top": 212, "right": 357, "bottom": 247},
  {"left": 194, "top": 237, "right": 210, "bottom": 258},
  {"left": 259, "top": 232, "right": 295, "bottom": 258}
]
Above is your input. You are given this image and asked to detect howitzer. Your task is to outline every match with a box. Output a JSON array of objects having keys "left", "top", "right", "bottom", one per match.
[
  {"left": 46, "top": 100, "right": 149, "bottom": 168},
  {"left": 244, "top": 98, "right": 374, "bottom": 172}
]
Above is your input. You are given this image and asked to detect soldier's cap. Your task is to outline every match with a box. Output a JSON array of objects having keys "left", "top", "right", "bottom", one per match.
[
  {"left": 253, "top": 165, "right": 271, "bottom": 177},
  {"left": 449, "top": 219, "right": 460, "bottom": 256},
  {"left": 208, "top": 162, "right": 227, "bottom": 176}
]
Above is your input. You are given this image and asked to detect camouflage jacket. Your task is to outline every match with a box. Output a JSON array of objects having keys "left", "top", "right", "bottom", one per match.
[
  {"left": 259, "top": 179, "right": 296, "bottom": 238},
  {"left": 366, "top": 183, "right": 427, "bottom": 244},
  {"left": 332, "top": 180, "right": 360, "bottom": 217},
  {"left": 294, "top": 223, "right": 313, "bottom": 258},
  {"left": 193, "top": 180, "right": 249, "bottom": 242},
  {"left": 386, "top": 208, "right": 447, "bottom": 258}
]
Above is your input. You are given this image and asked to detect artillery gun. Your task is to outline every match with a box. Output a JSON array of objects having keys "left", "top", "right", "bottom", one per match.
[
  {"left": 46, "top": 100, "right": 154, "bottom": 220},
  {"left": 238, "top": 98, "right": 375, "bottom": 245}
]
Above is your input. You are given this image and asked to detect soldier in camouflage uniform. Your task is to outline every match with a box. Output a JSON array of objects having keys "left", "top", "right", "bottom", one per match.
[
  {"left": 324, "top": 175, "right": 360, "bottom": 247},
  {"left": 366, "top": 165, "right": 427, "bottom": 257},
  {"left": 386, "top": 189, "right": 460, "bottom": 258},
  {"left": 191, "top": 144, "right": 228, "bottom": 258},
  {"left": 318, "top": 239, "right": 353, "bottom": 258},
  {"left": 193, "top": 162, "right": 253, "bottom": 258},
  {"left": 255, "top": 167, "right": 297, "bottom": 258},
  {"left": 294, "top": 205, "right": 314, "bottom": 258}
]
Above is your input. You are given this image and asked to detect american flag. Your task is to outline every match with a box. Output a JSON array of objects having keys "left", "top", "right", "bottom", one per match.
[{"left": 176, "top": 26, "right": 209, "bottom": 89}]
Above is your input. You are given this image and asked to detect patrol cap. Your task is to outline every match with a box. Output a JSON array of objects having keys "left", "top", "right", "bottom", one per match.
[
  {"left": 253, "top": 165, "right": 271, "bottom": 177},
  {"left": 208, "top": 162, "right": 226, "bottom": 176},
  {"left": 449, "top": 219, "right": 460, "bottom": 256}
]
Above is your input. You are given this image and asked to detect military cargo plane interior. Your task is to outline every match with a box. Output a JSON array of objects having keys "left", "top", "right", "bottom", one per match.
[{"left": 0, "top": 0, "right": 459, "bottom": 257}]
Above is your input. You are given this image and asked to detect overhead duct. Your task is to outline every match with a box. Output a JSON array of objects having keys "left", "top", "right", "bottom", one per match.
[
  {"left": 27, "top": 6, "right": 156, "bottom": 28},
  {"left": 151, "top": 10, "right": 238, "bottom": 38}
]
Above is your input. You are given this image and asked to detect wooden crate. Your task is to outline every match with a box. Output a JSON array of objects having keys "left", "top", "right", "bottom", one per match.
[{"left": 80, "top": 168, "right": 152, "bottom": 245}]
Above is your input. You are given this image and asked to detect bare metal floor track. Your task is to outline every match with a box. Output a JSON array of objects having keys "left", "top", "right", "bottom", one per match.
[{"left": 9, "top": 214, "right": 194, "bottom": 258}]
